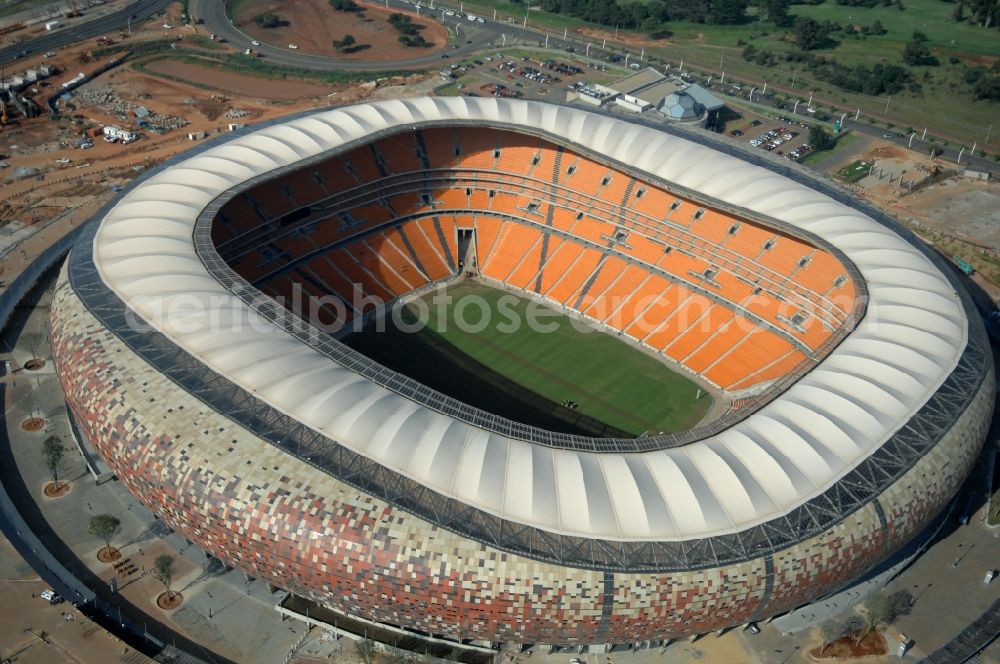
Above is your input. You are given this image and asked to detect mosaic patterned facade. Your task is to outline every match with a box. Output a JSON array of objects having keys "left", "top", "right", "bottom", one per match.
[{"left": 51, "top": 265, "right": 993, "bottom": 644}]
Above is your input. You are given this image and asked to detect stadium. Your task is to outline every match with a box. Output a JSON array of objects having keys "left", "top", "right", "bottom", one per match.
[{"left": 50, "top": 97, "right": 993, "bottom": 647}]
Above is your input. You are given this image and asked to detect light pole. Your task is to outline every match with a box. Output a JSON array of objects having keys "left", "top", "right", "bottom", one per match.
[
  {"left": 807, "top": 91, "right": 813, "bottom": 107},
  {"left": 624, "top": 53, "right": 630, "bottom": 68},
  {"left": 501, "top": 33, "right": 506, "bottom": 47},
  {"left": 602, "top": 38, "right": 606, "bottom": 49},
  {"left": 762, "top": 81, "right": 767, "bottom": 96},
  {"left": 884, "top": 94, "right": 891, "bottom": 116},
  {"left": 958, "top": 147, "right": 965, "bottom": 163},
  {"left": 564, "top": 28, "right": 567, "bottom": 39},
  {"left": 909, "top": 132, "right": 916, "bottom": 148},
  {"left": 793, "top": 100, "right": 800, "bottom": 115},
  {"left": 585, "top": 42, "right": 591, "bottom": 57},
  {"left": 544, "top": 34, "right": 548, "bottom": 47},
  {"left": 748, "top": 86, "right": 756, "bottom": 102},
  {"left": 706, "top": 75, "right": 712, "bottom": 85},
  {"left": 840, "top": 112, "right": 847, "bottom": 126},
  {"left": 921, "top": 127, "right": 927, "bottom": 140},
  {"left": 640, "top": 47, "right": 644, "bottom": 60}
]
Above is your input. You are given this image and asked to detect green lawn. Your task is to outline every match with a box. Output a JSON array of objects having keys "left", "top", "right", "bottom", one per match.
[
  {"left": 836, "top": 158, "right": 872, "bottom": 182},
  {"left": 342, "top": 281, "right": 711, "bottom": 437},
  {"left": 799, "top": 131, "right": 857, "bottom": 167}
]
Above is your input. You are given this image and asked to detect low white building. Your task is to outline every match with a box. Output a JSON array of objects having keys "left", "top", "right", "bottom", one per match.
[{"left": 103, "top": 125, "right": 137, "bottom": 143}]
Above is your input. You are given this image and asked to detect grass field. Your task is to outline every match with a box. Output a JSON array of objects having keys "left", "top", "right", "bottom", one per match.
[
  {"left": 837, "top": 158, "right": 872, "bottom": 182},
  {"left": 342, "top": 281, "right": 712, "bottom": 437},
  {"left": 439, "top": 0, "right": 997, "bottom": 149}
]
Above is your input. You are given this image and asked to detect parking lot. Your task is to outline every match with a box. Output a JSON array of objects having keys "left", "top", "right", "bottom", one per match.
[
  {"left": 725, "top": 115, "right": 815, "bottom": 161},
  {"left": 438, "top": 50, "right": 622, "bottom": 104}
]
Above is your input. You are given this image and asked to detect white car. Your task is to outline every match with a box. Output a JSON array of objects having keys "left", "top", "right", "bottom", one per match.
[
  {"left": 467, "top": 14, "right": 477, "bottom": 20},
  {"left": 40, "top": 589, "right": 63, "bottom": 604},
  {"left": 477, "top": 16, "right": 484, "bottom": 22},
  {"left": 288, "top": 43, "right": 298, "bottom": 49},
  {"left": 45, "top": 50, "right": 56, "bottom": 57},
  {"left": 162, "top": 23, "right": 173, "bottom": 29},
  {"left": 251, "top": 40, "right": 260, "bottom": 46},
  {"left": 444, "top": 10, "right": 454, "bottom": 15}
]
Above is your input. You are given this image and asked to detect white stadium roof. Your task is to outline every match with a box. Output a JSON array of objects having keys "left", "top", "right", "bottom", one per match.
[{"left": 92, "top": 97, "right": 967, "bottom": 542}]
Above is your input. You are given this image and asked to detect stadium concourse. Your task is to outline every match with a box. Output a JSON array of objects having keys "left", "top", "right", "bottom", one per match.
[{"left": 51, "top": 98, "right": 993, "bottom": 647}]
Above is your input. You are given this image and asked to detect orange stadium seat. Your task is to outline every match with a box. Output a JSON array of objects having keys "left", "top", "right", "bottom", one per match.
[
  {"left": 576, "top": 255, "right": 627, "bottom": 315},
  {"left": 757, "top": 236, "right": 810, "bottom": 275},
  {"left": 622, "top": 277, "right": 676, "bottom": 339},
  {"left": 473, "top": 217, "right": 504, "bottom": 268},
  {"left": 644, "top": 290, "right": 710, "bottom": 351},
  {"left": 530, "top": 237, "right": 578, "bottom": 294},
  {"left": 376, "top": 135, "right": 423, "bottom": 174},
  {"left": 280, "top": 170, "right": 329, "bottom": 207},
  {"left": 597, "top": 266, "right": 649, "bottom": 326},
  {"left": 334, "top": 246, "right": 395, "bottom": 302},
  {"left": 505, "top": 233, "right": 547, "bottom": 289},
  {"left": 663, "top": 304, "right": 731, "bottom": 362},
  {"left": 681, "top": 313, "right": 747, "bottom": 373},
  {"left": 546, "top": 247, "right": 603, "bottom": 303},
  {"left": 393, "top": 223, "right": 451, "bottom": 281}
]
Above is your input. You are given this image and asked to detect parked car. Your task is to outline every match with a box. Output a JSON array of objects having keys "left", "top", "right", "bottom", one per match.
[
  {"left": 729, "top": 129, "right": 743, "bottom": 137},
  {"left": 288, "top": 43, "right": 298, "bottom": 49},
  {"left": 40, "top": 589, "right": 63, "bottom": 604},
  {"left": 251, "top": 40, "right": 260, "bottom": 46}
]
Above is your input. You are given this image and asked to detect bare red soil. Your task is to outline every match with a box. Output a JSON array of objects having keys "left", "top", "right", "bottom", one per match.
[
  {"left": 236, "top": 0, "right": 447, "bottom": 61},
  {"left": 145, "top": 60, "right": 332, "bottom": 99}
]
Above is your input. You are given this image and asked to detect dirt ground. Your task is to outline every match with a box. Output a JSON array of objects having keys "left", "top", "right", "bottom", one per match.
[
  {"left": 144, "top": 59, "right": 334, "bottom": 99},
  {"left": 235, "top": 0, "right": 447, "bottom": 61}
]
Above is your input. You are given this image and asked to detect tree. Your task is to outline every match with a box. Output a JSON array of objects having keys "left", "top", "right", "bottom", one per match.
[
  {"left": 153, "top": 554, "right": 177, "bottom": 600},
  {"left": 765, "top": 0, "right": 792, "bottom": 26},
  {"left": 332, "top": 34, "right": 357, "bottom": 51},
  {"left": 708, "top": 0, "right": 749, "bottom": 24},
  {"left": 794, "top": 17, "right": 833, "bottom": 50},
  {"left": 19, "top": 331, "right": 43, "bottom": 363},
  {"left": 820, "top": 619, "right": 843, "bottom": 654},
  {"left": 857, "top": 591, "right": 895, "bottom": 644},
  {"left": 41, "top": 436, "right": 66, "bottom": 490},
  {"left": 952, "top": 2, "right": 965, "bottom": 21},
  {"left": 355, "top": 638, "right": 379, "bottom": 664},
  {"left": 88, "top": 513, "right": 122, "bottom": 558},
  {"left": 329, "top": 0, "right": 360, "bottom": 10},
  {"left": 809, "top": 124, "right": 832, "bottom": 151},
  {"left": 253, "top": 12, "right": 288, "bottom": 28},
  {"left": 888, "top": 589, "right": 914, "bottom": 616}
]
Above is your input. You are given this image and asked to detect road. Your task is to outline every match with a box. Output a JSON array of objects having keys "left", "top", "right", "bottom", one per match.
[
  {"left": 189, "top": 0, "right": 515, "bottom": 71},
  {"left": 0, "top": 0, "right": 172, "bottom": 66}
]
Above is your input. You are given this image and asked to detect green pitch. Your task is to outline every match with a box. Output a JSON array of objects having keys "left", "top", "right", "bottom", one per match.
[{"left": 342, "top": 281, "right": 712, "bottom": 437}]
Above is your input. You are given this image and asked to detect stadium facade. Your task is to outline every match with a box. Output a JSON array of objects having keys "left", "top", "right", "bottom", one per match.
[{"left": 51, "top": 98, "right": 993, "bottom": 645}]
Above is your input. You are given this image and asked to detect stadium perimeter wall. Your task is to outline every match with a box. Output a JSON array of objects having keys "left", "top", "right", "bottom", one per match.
[{"left": 50, "top": 260, "right": 994, "bottom": 643}]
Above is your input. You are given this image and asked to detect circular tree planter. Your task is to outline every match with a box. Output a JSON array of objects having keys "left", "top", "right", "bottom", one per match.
[
  {"left": 97, "top": 546, "right": 122, "bottom": 563},
  {"left": 42, "top": 481, "right": 71, "bottom": 498},
  {"left": 21, "top": 417, "right": 45, "bottom": 432},
  {"left": 24, "top": 358, "right": 45, "bottom": 371},
  {"left": 157, "top": 591, "right": 183, "bottom": 610}
]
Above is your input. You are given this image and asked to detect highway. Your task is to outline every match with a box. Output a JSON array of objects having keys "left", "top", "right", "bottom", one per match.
[{"left": 0, "top": 0, "right": 172, "bottom": 66}]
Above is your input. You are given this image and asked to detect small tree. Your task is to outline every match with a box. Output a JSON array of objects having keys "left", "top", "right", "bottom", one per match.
[
  {"left": 333, "top": 34, "right": 357, "bottom": 51},
  {"left": 888, "top": 589, "right": 914, "bottom": 615},
  {"left": 153, "top": 554, "right": 177, "bottom": 600},
  {"left": 857, "top": 591, "right": 893, "bottom": 644},
  {"left": 329, "top": 0, "right": 360, "bottom": 10},
  {"left": 819, "top": 619, "right": 842, "bottom": 654},
  {"left": 809, "top": 124, "right": 832, "bottom": 151},
  {"left": 355, "top": 638, "right": 379, "bottom": 664},
  {"left": 88, "top": 513, "right": 122, "bottom": 558},
  {"left": 19, "top": 330, "right": 43, "bottom": 363},
  {"left": 41, "top": 436, "right": 66, "bottom": 490}
]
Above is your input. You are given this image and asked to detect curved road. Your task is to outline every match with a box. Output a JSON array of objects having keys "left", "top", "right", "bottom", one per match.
[
  {"left": 0, "top": 0, "right": 172, "bottom": 66},
  {"left": 190, "top": 0, "right": 548, "bottom": 71}
]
